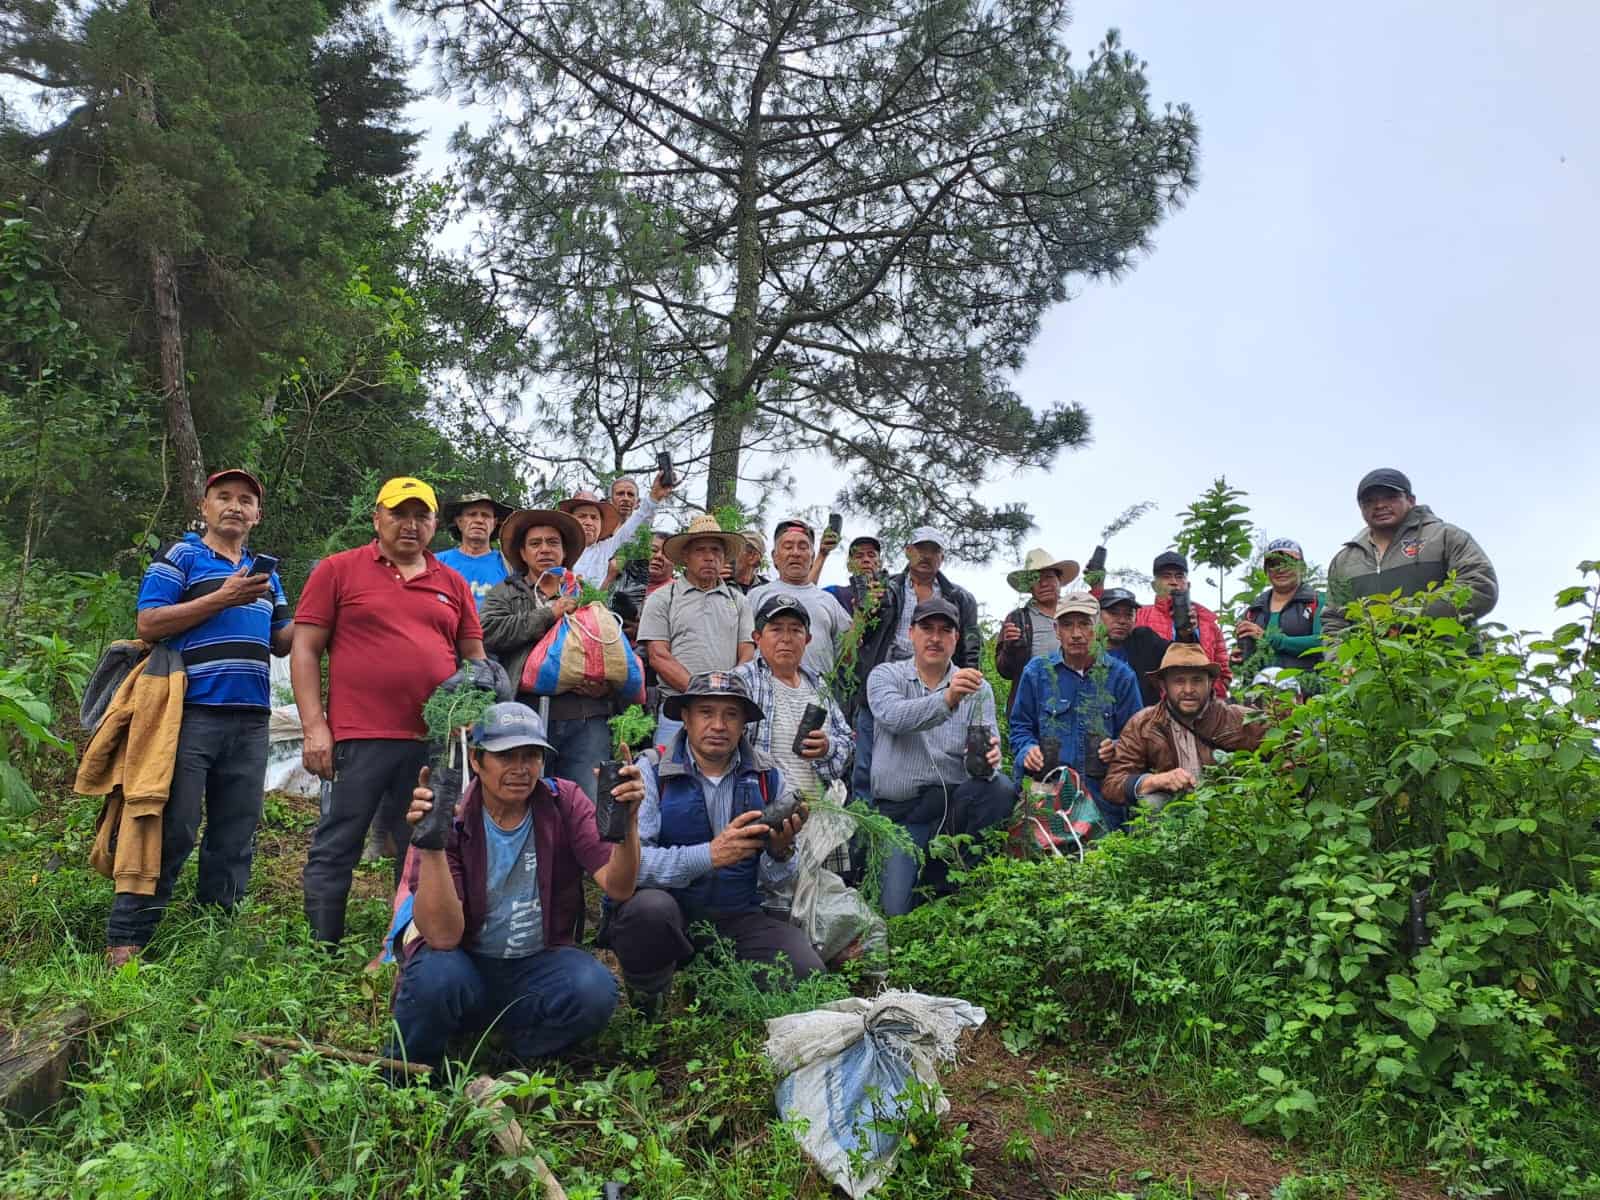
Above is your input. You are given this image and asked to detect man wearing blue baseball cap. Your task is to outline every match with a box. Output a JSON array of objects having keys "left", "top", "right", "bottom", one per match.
[
  {"left": 1324, "top": 469, "right": 1497, "bottom": 642},
  {"left": 384, "top": 702, "right": 645, "bottom": 1070}
]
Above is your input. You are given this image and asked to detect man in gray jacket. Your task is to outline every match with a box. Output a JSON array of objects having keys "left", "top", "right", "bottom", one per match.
[{"left": 1324, "top": 468, "right": 1498, "bottom": 641}]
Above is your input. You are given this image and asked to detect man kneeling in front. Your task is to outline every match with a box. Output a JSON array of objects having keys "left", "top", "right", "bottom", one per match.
[
  {"left": 386, "top": 702, "right": 643, "bottom": 1069},
  {"left": 606, "top": 672, "right": 821, "bottom": 1013}
]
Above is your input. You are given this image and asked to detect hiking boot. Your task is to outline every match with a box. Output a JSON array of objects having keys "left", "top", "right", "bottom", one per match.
[{"left": 105, "top": 944, "right": 140, "bottom": 970}]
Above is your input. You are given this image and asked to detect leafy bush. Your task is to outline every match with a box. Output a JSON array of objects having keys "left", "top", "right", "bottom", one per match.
[{"left": 891, "top": 567, "right": 1600, "bottom": 1198}]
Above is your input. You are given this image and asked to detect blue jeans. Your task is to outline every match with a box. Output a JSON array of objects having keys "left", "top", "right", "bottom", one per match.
[
  {"left": 546, "top": 716, "right": 612, "bottom": 802},
  {"left": 107, "top": 706, "right": 268, "bottom": 947},
  {"left": 877, "top": 775, "right": 1017, "bottom": 917},
  {"left": 387, "top": 944, "right": 618, "bottom": 1068},
  {"left": 851, "top": 705, "right": 875, "bottom": 800}
]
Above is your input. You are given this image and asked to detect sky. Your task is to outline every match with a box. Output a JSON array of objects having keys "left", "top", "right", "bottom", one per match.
[{"left": 405, "top": 2, "right": 1600, "bottom": 635}]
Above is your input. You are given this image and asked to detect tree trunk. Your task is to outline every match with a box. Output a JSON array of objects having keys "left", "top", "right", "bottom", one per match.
[
  {"left": 704, "top": 16, "right": 784, "bottom": 513},
  {"left": 129, "top": 15, "right": 204, "bottom": 513}
]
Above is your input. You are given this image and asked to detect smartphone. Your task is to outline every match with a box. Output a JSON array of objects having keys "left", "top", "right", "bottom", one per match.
[
  {"left": 655, "top": 450, "right": 675, "bottom": 488},
  {"left": 827, "top": 512, "right": 843, "bottom": 536},
  {"left": 248, "top": 553, "right": 279, "bottom": 578}
]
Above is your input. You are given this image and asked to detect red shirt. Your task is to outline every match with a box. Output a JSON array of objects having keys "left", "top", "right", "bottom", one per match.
[
  {"left": 1135, "top": 595, "right": 1233, "bottom": 697},
  {"left": 296, "top": 542, "right": 483, "bottom": 741}
]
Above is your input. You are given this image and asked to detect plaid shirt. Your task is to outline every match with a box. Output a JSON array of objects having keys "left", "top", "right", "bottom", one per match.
[{"left": 732, "top": 656, "right": 854, "bottom": 785}]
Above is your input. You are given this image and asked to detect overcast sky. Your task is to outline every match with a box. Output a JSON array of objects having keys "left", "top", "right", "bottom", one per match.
[{"left": 406, "top": 2, "right": 1599, "bottom": 636}]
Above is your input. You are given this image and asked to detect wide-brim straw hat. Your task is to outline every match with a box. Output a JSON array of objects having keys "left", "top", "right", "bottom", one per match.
[
  {"left": 441, "top": 492, "right": 514, "bottom": 540},
  {"left": 664, "top": 514, "right": 745, "bottom": 565},
  {"left": 557, "top": 491, "right": 621, "bottom": 539},
  {"left": 1007, "top": 547, "right": 1081, "bottom": 592},
  {"left": 499, "top": 508, "right": 585, "bottom": 574},
  {"left": 1146, "top": 641, "right": 1221, "bottom": 683}
]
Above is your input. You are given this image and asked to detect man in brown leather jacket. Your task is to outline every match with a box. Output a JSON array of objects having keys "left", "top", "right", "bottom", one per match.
[{"left": 1104, "top": 643, "right": 1266, "bottom": 815}]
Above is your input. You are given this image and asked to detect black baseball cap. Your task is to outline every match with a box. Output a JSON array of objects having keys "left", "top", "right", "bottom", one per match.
[
  {"left": 1099, "top": 588, "right": 1140, "bottom": 610},
  {"left": 1152, "top": 551, "right": 1188, "bottom": 574},
  {"left": 910, "top": 596, "right": 960, "bottom": 628},
  {"left": 1357, "top": 468, "right": 1413, "bottom": 500},
  {"left": 848, "top": 534, "right": 881, "bottom": 553},
  {"left": 754, "top": 593, "right": 811, "bottom": 630}
]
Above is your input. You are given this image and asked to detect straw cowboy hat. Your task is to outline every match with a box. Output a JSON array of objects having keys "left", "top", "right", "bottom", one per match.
[
  {"left": 663, "top": 513, "right": 745, "bottom": 565},
  {"left": 441, "top": 492, "right": 514, "bottom": 540},
  {"left": 557, "top": 490, "right": 621, "bottom": 539},
  {"left": 1006, "top": 548, "right": 1081, "bottom": 592},
  {"left": 1146, "top": 641, "right": 1222, "bottom": 683},
  {"left": 498, "top": 508, "right": 585, "bottom": 573}
]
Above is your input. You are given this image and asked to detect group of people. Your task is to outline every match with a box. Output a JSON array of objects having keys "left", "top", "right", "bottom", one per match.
[{"left": 91, "top": 462, "right": 1497, "bottom": 1072}]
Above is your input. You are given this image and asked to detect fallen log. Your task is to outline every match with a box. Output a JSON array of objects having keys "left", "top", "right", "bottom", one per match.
[
  {"left": 0, "top": 1006, "right": 90, "bottom": 1120},
  {"left": 224, "top": 1029, "right": 431, "bottom": 1078},
  {"left": 466, "top": 1074, "right": 568, "bottom": 1200}
]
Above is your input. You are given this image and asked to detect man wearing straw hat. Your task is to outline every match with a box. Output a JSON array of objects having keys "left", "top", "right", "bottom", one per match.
[
  {"left": 1103, "top": 642, "right": 1267, "bottom": 819},
  {"left": 558, "top": 465, "right": 674, "bottom": 585},
  {"left": 479, "top": 507, "right": 614, "bottom": 799},
  {"left": 995, "top": 548, "right": 1080, "bottom": 714},
  {"left": 637, "top": 514, "right": 755, "bottom": 750}
]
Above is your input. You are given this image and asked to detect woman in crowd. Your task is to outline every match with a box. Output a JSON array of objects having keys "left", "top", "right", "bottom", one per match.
[{"left": 1234, "top": 538, "right": 1324, "bottom": 675}]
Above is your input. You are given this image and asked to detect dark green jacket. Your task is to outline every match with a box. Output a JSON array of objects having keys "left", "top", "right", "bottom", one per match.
[{"left": 1323, "top": 505, "right": 1497, "bottom": 640}]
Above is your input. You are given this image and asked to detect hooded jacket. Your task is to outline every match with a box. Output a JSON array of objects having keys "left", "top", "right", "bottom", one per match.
[{"left": 1323, "top": 505, "right": 1497, "bottom": 640}]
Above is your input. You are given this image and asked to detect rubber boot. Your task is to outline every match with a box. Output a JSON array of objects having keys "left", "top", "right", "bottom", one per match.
[{"left": 304, "top": 899, "right": 347, "bottom": 947}]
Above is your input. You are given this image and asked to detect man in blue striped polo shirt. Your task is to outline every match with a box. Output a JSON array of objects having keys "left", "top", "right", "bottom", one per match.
[{"left": 105, "top": 468, "right": 293, "bottom": 965}]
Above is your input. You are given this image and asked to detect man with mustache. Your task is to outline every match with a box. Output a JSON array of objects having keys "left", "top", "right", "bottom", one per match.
[
  {"left": 1104, "top": 643, "right": 1267, "bottom": 817},
  {"left": 1323, "top": 468, "right": 1497, "bottom": 643},
  {"left": 293, "top": 476, "right": 488, "bottom": 946}
]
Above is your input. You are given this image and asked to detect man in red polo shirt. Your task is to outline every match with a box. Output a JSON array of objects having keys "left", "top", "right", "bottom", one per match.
[{"left": 292, "top": 475, "right": 488, "bottom": 945}]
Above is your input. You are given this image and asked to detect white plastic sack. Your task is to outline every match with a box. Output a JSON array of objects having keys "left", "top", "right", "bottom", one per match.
[
  {"left": 789, "top": 784, "right": 887, "bottom": 961},
  {"left": 765, "top": 991, "right": 986, "bottom": 1198},
  {"left": 264, "top": 704, "right": 320, "bottom": 798}
]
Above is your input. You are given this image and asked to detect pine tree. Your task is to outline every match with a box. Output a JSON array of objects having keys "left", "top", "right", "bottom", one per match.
[{"left": 410, "top": 0, "right": 1198, "bottom": 557}]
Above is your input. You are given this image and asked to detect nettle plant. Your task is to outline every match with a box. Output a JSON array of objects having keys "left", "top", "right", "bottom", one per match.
[{"left": 1200, "top": 573, "right": 1600, "bottom": 1125}]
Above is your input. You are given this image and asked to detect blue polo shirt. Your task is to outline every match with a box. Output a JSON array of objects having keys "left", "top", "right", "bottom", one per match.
[
  {"left": 436, "top": 546, "right": 509, "bottom": 609},
  {"left": 137, "top": 534, "right": 289, "bottom": 708}
]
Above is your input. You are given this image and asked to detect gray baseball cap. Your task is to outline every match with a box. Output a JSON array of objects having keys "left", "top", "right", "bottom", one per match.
[
  {"left": 907, "top": 526, "right": 945, "bottom": 549},
  {"left": 469, "top": 702, "right": 555, "bottom": 753}
]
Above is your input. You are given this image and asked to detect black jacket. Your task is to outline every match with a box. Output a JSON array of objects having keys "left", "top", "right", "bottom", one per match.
[{"left": 849, "top": 569, "right": 981, "bottom": 713}]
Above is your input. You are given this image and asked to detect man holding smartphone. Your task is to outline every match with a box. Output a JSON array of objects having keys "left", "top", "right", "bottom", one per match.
[{"left": 105, "top": 468, "right": 292, "bottom": 967}]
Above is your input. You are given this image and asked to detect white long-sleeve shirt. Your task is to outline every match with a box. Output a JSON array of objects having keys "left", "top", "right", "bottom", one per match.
[{"left": 573, "top": 495, "right": 658, "bottom": 583}]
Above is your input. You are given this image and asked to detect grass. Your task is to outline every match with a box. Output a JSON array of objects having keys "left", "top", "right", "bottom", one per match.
[{"left": 0, "top": 790, "right": 1460, "bottom": 1200}]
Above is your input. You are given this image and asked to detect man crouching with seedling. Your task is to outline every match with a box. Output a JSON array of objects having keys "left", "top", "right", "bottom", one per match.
[
  {"left": 384, "top": 702, "right": 644, "bottom": 1071},
  {"left": 605, "top": 672, "right": 823, "bottom": 1016}
]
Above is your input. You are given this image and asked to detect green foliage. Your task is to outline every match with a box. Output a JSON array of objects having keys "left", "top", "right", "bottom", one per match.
[
  {"left": 894, "top": 570, "right": 1600, "bottom": 1198},
  {"left": 1175, "top": 476, "right": 1255, "bottom": 610},
  {"left": 679, "top": 926, "right": 854, "bottom": 1022},
  {"left": 418, "top": 0, "right": 1198, "bottom": 553},
  {"left": 614, "top": 521, "right": 656, "bottom": 568},
  {"left": 420, "top": 677, "right": 498, "bottom": 746},
  {"left": 609, "top": 704, "right": 657, "bottom": 757}
]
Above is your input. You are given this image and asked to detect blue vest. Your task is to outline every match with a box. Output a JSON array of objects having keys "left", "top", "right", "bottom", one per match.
[{"left": 654, "top": 743, "right": 777, "bottom": 916}]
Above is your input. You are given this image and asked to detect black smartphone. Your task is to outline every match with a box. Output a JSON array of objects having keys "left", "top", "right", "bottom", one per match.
[
  {"left": 248, "top": 553, "right": 279, "bottom": 578},
  {"left": 655, "top": 450, "right": 675, "bottom": 488},
  {"left": 827, "top": 512, "right": 843, "bottom": 536}
]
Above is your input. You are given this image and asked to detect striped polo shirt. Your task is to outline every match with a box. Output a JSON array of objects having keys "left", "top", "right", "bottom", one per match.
[{"left": 138, "top": 534, "right": 290, "bottom": 708}]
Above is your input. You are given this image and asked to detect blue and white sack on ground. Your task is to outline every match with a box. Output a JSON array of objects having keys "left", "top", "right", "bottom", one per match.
[{"left": 764, "top": 991, "right": 986, "bottom": 1198}]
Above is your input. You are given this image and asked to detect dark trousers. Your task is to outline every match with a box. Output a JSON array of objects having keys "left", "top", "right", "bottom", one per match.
[
  {"left": 302, "top": 738, "right": 427, "bottom": 944},
  {"left": 546, "top": 716, "right": 611, "bottom": 803},
  {"left": 106, "top": 707, "right": 269, "bottom": 947},
  {"left": 850, "top": 705, "right": 875, "bottom": 800},
  {"left": 385, "top": 944, "right": 618, "bottom": 1069},
  {"left": 877, "top": 774, "right": 1017, "bottom": 917},
  {"left": 607, "top": 887, "right": 825, "bottom": 995}
]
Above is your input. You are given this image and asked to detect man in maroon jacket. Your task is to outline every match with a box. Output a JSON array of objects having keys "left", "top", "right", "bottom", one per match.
[{"left": 384, "top": 702, "right": 644, "bottom": 1069}]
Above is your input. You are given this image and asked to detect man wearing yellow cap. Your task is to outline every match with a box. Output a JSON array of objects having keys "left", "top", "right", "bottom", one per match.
[{"left": 291, "top": 476, "right": 490, "bottom": 945}]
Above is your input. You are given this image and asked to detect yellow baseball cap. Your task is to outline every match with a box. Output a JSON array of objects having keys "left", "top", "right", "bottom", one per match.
[{"left": 375, "top": 476, "right": 438, "bottom": 512}]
